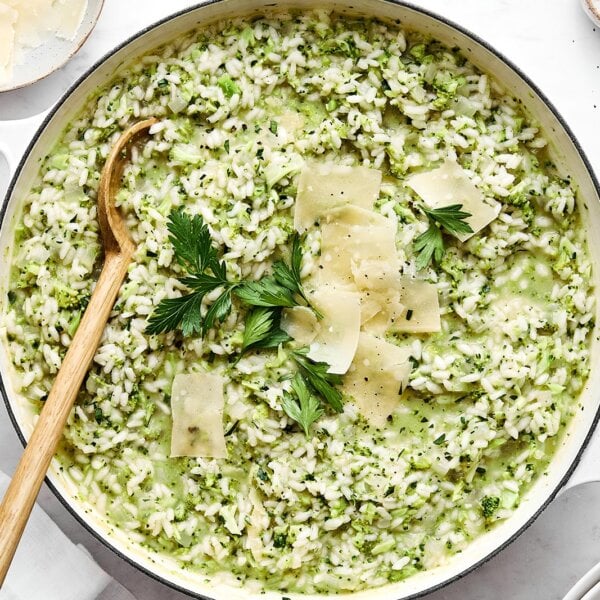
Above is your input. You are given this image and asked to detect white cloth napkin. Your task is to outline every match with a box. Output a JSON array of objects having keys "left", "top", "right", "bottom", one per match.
[{"left": 0, "top": 471, "right": 137, "bottom": 600}]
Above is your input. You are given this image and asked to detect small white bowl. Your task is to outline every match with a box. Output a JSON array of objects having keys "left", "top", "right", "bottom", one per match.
[
  {"left": 0, "top": 0, "right": 105, "bottom": 93},
  {"left": 581, "top": 0, "right": 600, "bottom": 27}
]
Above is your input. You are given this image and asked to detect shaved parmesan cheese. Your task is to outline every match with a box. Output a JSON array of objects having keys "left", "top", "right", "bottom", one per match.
[
  {"left": 281, "top": 306, "right": 319, "bottom": 345},
  {"left": 324, "top": 205, "right": 394, "bottom": 229},
  {"left": 359, "top": 295, "right": 384, "bottom": 326},
  {"left": 0, "top": 0, "right": 88, "bottom": 84},
  {"left": 350, "top": 259, "right": 405, "bottom": 334},
  {"left": 343, "top": 333, "right": 413, "bottom": 428},
  {"left": 170, "top": 372, "right": 227, "bottom": 458},
  {"left": 11, "top": 0, "right": 52, "bottom": 48},
  {"left": 406, "top": 158, "right": 500, "bottom": 241},
  {"left": 318, "top": 212, "right": 398, "bottom": 287},
  {"left": 47, "top": 0, "right": 87, "bottom": 41},
  {"left": 361, "top": 293, "right": 406, "bottom": 335},
  {"left": 351, "top": 263, "right": 440, "bottom": 333},
  {"left": 351, "top": 258, "right": 402, "bottom": 291},
  {"left": 294, "top": 162, "right": 382, "bottom": 232},
  {"left": 394, "top": 279, "right": 441, "bottom": 333},
  {"left": 0, "top": 4, "right": 17, "bottom": 84},
  {"left": 306, "top": 286, "right": 361, "bottom": 374}
]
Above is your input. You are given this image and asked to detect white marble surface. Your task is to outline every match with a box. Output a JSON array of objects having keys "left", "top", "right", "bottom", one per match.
[{"left": 1, "top": 0, "right": 600, "bottom": 598}]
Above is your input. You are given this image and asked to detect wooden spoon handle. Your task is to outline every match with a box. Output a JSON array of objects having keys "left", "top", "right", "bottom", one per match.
[{"left": 0, "top": 251, "right": 132, "bottom": 585}]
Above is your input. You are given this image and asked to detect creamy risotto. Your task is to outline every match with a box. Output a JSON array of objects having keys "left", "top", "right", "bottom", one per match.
[{"left": 1, "top": 10, "right": 594, "bottom": 595}]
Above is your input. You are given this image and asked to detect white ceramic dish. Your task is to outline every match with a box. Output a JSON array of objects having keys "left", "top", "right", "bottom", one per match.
[
  {"left": 0, "top": 0, "right": 105, "bottom": 93},
  {"left": 1, "top": 2, "right": 600, "bottom": 599},
  {"left": 581, "top": 0, "right": 600, "bottom": 27}
]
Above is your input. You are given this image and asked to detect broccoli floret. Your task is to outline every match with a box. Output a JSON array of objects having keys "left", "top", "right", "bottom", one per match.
[
  {"left": 481, "top": 495, "right": 500, "bottom": 518},
  {"left": 217, "top": 75, "right": 240, "bottom": 98}
]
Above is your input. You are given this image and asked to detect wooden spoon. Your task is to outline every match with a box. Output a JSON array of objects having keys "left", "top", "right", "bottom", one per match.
[{"left": 0, "top": 117, "right": 157, "bottom": 585}]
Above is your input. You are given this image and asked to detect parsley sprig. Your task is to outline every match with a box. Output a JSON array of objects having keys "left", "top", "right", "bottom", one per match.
[
  {"left": 282, "top": 373, "right": 324, "bottom": 437},
  {"left": 240, "top": 307, "right": 290, "bottom": 353},
  {"left": 146, "top": 210, "right": 236, "bottom": 336},
  {"left": 413, "top": 204, "right": 473, "bottom": 270},
  {"left": 146, "top": 210, "right": 314, "bottom": 337},
  {"left": 292, "top": 349, "right": 343, "bottom": 413},
  {"left": 281, "top": 351, "right": 343, "bottom": 436},
  {"left": 146, "top": 210, "right": 345, "bottom": 437}
]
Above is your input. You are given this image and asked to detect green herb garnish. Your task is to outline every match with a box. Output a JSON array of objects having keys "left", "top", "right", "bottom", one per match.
[
  {"left": 282, "top": 373, "right": 324, "bottom": 437},
  {"left": 433, "top": 433, "right": 446, "bottom": 445},
  {"left": 241, "top": 307, "right": 290, "bottom": 352},
  {"left": 236, "top": 277, "right": 298, "bottom": 308},
  {"left": 147, "top": 211, "right": 314, "bottom": 338},
  {"left": 413, "top": 204, "right": 472, "bottom": 270},
  {"left": 145, "top": 210, "right": 236, "bottom": 336},
  {"left": 292, "top": 349, "right": 344, "bottom": 413}
]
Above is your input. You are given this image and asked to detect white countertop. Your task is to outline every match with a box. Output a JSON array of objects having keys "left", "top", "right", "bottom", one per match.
[{"left": 1, "top": 0, "right": 600, "bottom": 598}]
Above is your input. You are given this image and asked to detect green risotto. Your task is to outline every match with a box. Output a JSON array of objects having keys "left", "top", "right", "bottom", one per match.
[{"left": 1, "top": 11, "right": 594, "bottom": 594}]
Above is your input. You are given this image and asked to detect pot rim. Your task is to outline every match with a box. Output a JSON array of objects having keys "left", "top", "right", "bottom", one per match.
[{"left": 2, "top": 1, "right": 600, "bottom": 599}]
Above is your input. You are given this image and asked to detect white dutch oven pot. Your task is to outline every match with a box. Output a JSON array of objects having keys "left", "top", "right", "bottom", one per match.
[{"left": 1, "top": 2, "right": 599, "bottom": 599}]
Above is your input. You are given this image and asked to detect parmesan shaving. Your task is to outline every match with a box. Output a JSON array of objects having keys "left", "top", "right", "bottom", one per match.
[
  {"left": 306, "top": 286, "right": 361, "bottom": 374},
  {"left": 394, "top": 279, "right": 441, "bottom": 333},
  {"left": 170, "top": 372, "right": 227, "bottom": 458},
  {"left": 0, "top": 3, "right": 17, "bottom": 84},
  {"left": 294, "top": 162, "right": 382, "bottom": 232},
  {"left": 0, "top": 0, "right": 88, "bottom": 85},
  {"left": 47, "top": 0, "right": 88, "bottom": 41},
  {"left": 343, "top": 333, "right": 413, "bottom": 427},
  {"left": 350, "top": 260, "right": 405, "bottom": 334},
  {"left": 281, "top": 306, "right": 319, "bottom": 345},
  {"left": 318, "top": 209, "right": 398, "bottom": 287},
  {"left": 406, "top": 158, "right": 500, "bottom": 241}
]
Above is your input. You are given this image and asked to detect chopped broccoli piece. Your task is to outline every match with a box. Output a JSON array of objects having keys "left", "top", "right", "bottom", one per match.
[
  {"left": 481, "top": 495, "right": 500, "bottom": 518},
  {"left": 217, "top": 75, "right": 241, "bottom": 98}
]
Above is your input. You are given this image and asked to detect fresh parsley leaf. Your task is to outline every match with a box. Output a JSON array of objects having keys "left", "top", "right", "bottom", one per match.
[
  {"left": 147, "top": 213, "right": 316, "bottom": 340},
  {"left": 235, "top": 276, "right": 297, "bottom": 308},
  {"left": 422, "top": 204, "right": 473, "bottom": 236},
  {"left": 414, "top": 224, "right": 444, "bottom": 271},
  {"left": 414, "top": 204, "right": 473, "bottom": 269},
  {"left": 282, "top": 373, "right": 324, "bottom": 436},
  {"left": 180, "top": 273, "right": 229, "bottom": 294},
  {"left": 269, "top": 120, "right": 278, "bottom": 134},
  {"left": 146, "top": 210, "right": 235, "bottom": 336},
  {"left": 167, "top": 208, "right": 218, "bottom": 274},
  {"left": 293, "top": 350, "right": 343, "bottom": 413},
  {"left": 242, "top": 307, "right": 274, "bottom": 350},
  {"left": 272, "top": 235, "right": 322, "bottom": 316},
  {"left": 252, "top": 328, "right": 291, "bottom": 349},
  {"left": 241, "top": 307, "right": 291, "bottom": 352},
  {"left": 146, "top": 293, "right": 204, "bottom": 336},
  {"left": 202, "top": 287, "right": 234, "bottom": 333}
]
